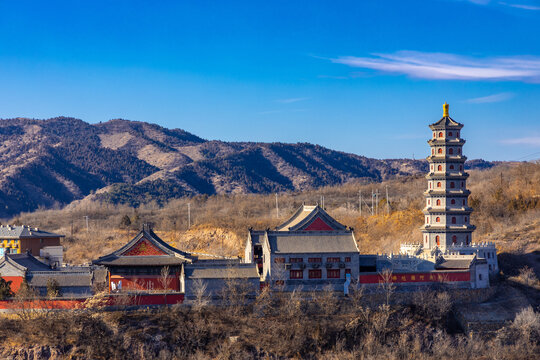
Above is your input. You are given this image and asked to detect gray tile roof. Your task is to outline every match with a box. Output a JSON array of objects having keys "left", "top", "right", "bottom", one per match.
[
  {"left": 95, "top": 256, "right": 188, "bottom": 266},
  {"left": 93, "top": 228, "right": 194, "bottom": 266},
  {"left": 184, "top": 263, "right": 259, "bottom": 279},
  {"left": 429, "top": 116, "right": 463, "bottom": 130},
  {"left": 28, "top": 271, "right": 92, "bottom": 287},
  {"left": 267, "top": 231, "right": 358, "bottom": 254},
  {"left": 0, "top": 225, "right": 64, "bottom": 239},
  {"left": 435, "top": 258, "right": 474, "bottom": 270},
  {"left": 5, "top": 253, "right": 52, "bottom": 271},
  {"left": 275, "top": 205, "right": 348, "bottom": 231}
]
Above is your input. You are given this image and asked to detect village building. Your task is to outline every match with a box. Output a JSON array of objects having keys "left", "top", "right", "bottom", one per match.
[
  {"left": 0, "top": 225, "right": 63, "bottom": 264},
  {"left": 245, "top": 205, "right": 360, "bottom": 291},
  {"left": 93, "top": 225, "right": 195, "bottom": 291},
  {"left": 400, "top": 103, "right": 497, "bottom": 277},
  {"left": 0, "top": 253, "right": 93, "bottom": 296},
  {"left": 181, "top": 260, "right": 260, "bottom": 300}
]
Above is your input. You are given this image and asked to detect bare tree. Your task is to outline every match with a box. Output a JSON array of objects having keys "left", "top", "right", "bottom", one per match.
[
  {"left": 159, "top": 265, "right": 172, "bottom": 291},
  {"left": 378, "top": 268, "right": 395, "bottom": 306},
  {"left": 192, "top": 278, "right": 210, "bottom": 310}
]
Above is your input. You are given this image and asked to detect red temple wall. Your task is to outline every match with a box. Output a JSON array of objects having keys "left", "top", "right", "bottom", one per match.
[
  {"left": 110, "top": 275, "right": 180, "bottom": 291},
  {"left": 359, "top": 271, "right": 470, "bottom": 284}
]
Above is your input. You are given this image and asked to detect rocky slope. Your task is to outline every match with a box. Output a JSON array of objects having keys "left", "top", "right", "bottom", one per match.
[{"left": 0, "top": 117, "right": 497, "bottom": 217}]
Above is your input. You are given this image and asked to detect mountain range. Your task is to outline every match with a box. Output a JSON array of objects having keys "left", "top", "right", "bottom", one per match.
[{"left": 0, "top": 117, "right": 496, "bottom": 218}]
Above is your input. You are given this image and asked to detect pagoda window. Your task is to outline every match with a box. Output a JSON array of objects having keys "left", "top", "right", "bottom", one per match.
[
  {"left": 438, "top": 148, "right": 443, "bottom": 154},
  {"left": 429, "top": 182, "right": 432, "bottom": 189},
  {"left": 450, "top": 182, "right": 455, "bottom": 188},
  {"left": 427, "top": 199, "right": 430, "bottom": 205},
  {"left": 449, "top": 165, "right": 454, "bottom": 170},
  {"left": 436, "top": 217, "right": 440, "bottom": 222},
  {"left": 449, "top": 148, "right": 454, "bottom": 155},
  {"left": 461, "top": 182, "right": 464, "bottom": 187},
  {"left": 449, "top": 132, "right": 453, "bottom": 136},
  {"left": 464, "top": 217, "right": 468, "bottom": 223},
  {"left": 463, "top": 199, "right": 466, "bottom": 205},
  {"left": 436, "top": 235, "right": 440, "bottom": 246},
  {"left": 457, "top": 131, "right": 460, "bottom": 137},
  {"left": 309, "top": 269, "right": 322, "bottom": 279},
  {"left": 436, "top": 199, "right": 441, "bottom": 206},
  {"left": 433, "top": 132, "right": 436, "bottom": 138},
  {"left": 438, "top": 132, "right": 443, "bottom": 138},
  {"left": 452, "top": 235, "right": 457, "bottom": 244},
  {"left": 426, "top": 217, "right": 429, "bottom": 223},
  {"left": 437, "top": 182, "right": 441, "bottom": 188},
  {"left": 451, "top": 199, "right": 456, "bottom": 204},
  {"left": 458, "top": 148, "right": 461, "bottom": 154},
  {"left": 466, "top": 235, "right": 469, "bottom": 245},
  {"left": 431, "top": 165, "right": 433, "bottom": 170},
  {"left": 437, "top": 165, "right": 442, "bottom": 171},
  {"left": 460, "top": 165, "right": 463, "bottom": 171},
  {"left": 290, "top": 270, "right": 303, "bottom": 279},
  {"left": 452, "top": 217, "right": 456, "bottom": 224},
  {"left": 432, "top": 149, "right": 435, "bottom": 155}
]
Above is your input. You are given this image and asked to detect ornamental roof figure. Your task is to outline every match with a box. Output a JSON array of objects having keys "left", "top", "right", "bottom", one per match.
[{"left": 429, "top": 102, "right": 463, "bottom": 130}]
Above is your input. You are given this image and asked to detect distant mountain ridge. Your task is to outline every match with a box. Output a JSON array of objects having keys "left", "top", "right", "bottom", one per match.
[{"left": 0, "top": 117, "right": 498, "bottom": 217}]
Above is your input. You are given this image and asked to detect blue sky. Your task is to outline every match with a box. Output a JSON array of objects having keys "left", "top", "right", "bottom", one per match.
[{"left": 1, "top": 0, "right": 539, "bottom": 161}]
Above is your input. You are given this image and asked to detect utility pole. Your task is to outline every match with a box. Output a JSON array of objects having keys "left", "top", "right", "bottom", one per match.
[
  {"left": 386, "top": 185, "right": 390, "bottom": 215},
  {"left": 371, "top": 190, "right": 374, "bottom": 216},
  {"left": 275, "top": 193, "right": 279, "bottom": 218},
  {"left": 83, "top": 216, "right": 89, "bottom": 233},
  {"left": 358, "top": 191, "right": 362, "bottom": 216},
  {"left": 187, "top": 203, "right": 191, "bottom": 229},
  {"left": 375, "top": 189, "right": 379, "bottom": 216}
]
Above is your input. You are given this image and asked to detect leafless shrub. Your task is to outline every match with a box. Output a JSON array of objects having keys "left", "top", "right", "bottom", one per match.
[{"left": 518, "top": 266, "right": 539, "bottom": 287}]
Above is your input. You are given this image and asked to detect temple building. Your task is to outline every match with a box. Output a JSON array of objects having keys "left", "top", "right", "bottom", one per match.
[
  {"left": 93, "top": 225, "right": 196, "bottom": 291},
  {"left": 245, "top": 205, "right": 360, "bottom": 291},
  {"left": 401, "top": 103, "right": 498, "bottom": 274}
]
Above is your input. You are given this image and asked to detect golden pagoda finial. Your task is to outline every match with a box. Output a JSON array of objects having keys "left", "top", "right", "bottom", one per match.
[{"left": 443, "top": 102, "right": 449, "bottom": 117}]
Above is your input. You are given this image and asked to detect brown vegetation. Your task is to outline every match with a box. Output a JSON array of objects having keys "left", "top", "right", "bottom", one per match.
[
  {"left": 0, "top": 289, "right": 538, "bottom": 359},
  {"left": 8, "top": 162, "right": 539, "bottom": 266}
]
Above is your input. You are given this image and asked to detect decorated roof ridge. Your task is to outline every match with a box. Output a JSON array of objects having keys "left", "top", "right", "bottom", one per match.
[
  {"left": 93, "top": 228, "right": 194, "bottom": 264},
  {"left": 429, "top": 102, "right": 463, "bottom": 130},
  {"left": 275, "top": 204, "right": 348, "bottom": 232}
]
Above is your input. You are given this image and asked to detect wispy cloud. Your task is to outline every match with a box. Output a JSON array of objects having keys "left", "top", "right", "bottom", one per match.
[
  {"left": 330, "top": 51, "right": 540, "bottom": 82},
  {"left": 462, "top": 0, "right": 540, "bottom": 10},
  {"left": 465, "top": 92, "right": 515, "bottom": 103},
  {"left": 501, "top": 136, "right": 540, "bottom": 146},
  {"left": 276, "top": 97, "right": 309, "bottom": 104},
  {"left": 501, "top": 2, "right": 540, "bottom": 10}
]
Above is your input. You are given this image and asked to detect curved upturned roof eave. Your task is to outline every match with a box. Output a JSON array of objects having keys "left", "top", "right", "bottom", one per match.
[{"left": 92, "top": 229, "right": 194, "bottom": 265}]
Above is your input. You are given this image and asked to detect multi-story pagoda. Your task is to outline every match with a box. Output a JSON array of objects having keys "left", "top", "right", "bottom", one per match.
[
  {"left": 422, "top": 102, "right": 475, "bottom": 251},
  {"left": 401, "top": 103, "right": 498, "bottom": 274}
]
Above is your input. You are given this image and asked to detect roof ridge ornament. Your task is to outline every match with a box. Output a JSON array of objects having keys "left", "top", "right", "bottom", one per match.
[{"left": 443, "top": 102, "right": 449, "bottom": 117}]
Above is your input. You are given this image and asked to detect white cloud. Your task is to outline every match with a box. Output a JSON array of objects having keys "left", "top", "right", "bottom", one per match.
[
  {"left": 330, "top": 51, "right": 540, "bottom": 82},
  {"left": 465, "top": 92, "right": 515, "bottom": 103},
  {"left": 501, "top": 2, "right": 540, "bottom": 10},
  {"left": 462, "top": 0, "right": 540, "bottom": 10},
  {"left": 276, "top": 97, "right": 309, "bottom": 104},
  {"left": 501, "top": 136, "right": 540, "bottom": 146}
]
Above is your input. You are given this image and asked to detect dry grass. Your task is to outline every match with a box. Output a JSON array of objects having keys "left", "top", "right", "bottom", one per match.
[{"left": 6, "top": 162, "right": 540, "bottom": 264}]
